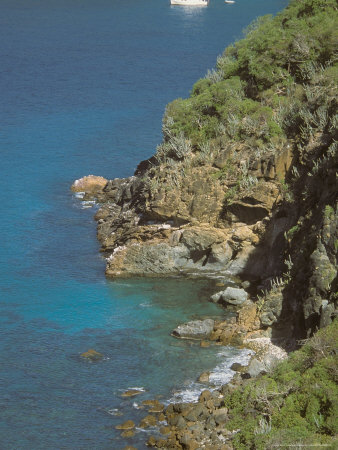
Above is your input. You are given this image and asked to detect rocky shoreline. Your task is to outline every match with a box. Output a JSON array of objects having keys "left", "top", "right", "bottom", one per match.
[
  {"left": 109, "top": 293, "right": 288, "bottom": 450},
  {"left": 71, "top": 1, "right": 337, "bottom": 445}
]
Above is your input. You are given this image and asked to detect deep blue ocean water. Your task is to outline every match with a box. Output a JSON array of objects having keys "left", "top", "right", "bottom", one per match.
[{"left": 0, "top": 0, "right": 288, "bottom": 448}]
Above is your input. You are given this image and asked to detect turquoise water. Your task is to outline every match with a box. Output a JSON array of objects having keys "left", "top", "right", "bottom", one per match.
[{"left": 0, "top": 0, "right": 288, "bottom": 448}]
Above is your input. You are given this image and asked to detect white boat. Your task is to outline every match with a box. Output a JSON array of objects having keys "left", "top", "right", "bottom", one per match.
[
  {"left": 224, "top": 0, "right": 235, "bottom": 3},
  {"left": 171, "top": 0, "right": 209, "bottom": 6}
]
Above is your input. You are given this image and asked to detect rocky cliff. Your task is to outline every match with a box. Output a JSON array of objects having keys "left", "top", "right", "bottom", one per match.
[{"left": 75, "top": 0, "right": 337, "bottom": 341}]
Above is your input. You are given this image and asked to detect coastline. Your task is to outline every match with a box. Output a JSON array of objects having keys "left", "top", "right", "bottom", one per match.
[
  {"left": 109, "top": 297, "right": 289, "bottom": 449},
  {"left": 71, "top": 0, "right": 337, "bottom": 447}
]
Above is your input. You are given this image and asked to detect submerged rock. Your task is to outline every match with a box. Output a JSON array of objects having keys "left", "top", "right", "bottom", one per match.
[
  {"left": 121, "top": 430, "right": 135, "bottom": 438},
  {"left": 142, "top": 399, "right": 164, "bottom": 413},
  {"left": 115, "top": 420, "right": 135, "bottom": 430},
  {"left": 172, "top": 319, "right": 215, "bottom": 340},
  {"left": 139, "top": 414, "right": 157, "bottom": 429},
  {"left": 121, "top": 389, "right": 144, "bottom": 397},
  {"left": 80, "top": 349, "right": 103, "bottom": 361}
]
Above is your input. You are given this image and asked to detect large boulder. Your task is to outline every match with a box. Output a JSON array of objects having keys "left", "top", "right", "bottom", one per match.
[
  {"left": 211, "top": 287, "right": 248, "bottom": 306},
  {"left": 172, "top": 319, "right": 215, "bottom": 340},
  {"left": 71, "top": 175, "right": 107, "bottom": 194},
  {"left": 243, "top": 358, "right": 267, "bottom": 378}
]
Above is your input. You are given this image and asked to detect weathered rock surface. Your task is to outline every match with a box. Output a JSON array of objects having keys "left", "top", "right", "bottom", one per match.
[
  {"left": 139, "top": 414, "right": 157, "bottom": 429},
  {"left": 197, "top": 371, "right": 210, "bottom": 383},
  {"left": 211, "top": 286, "right": 248, "bottom": 306},
  {"left": 172, "top": 319, "right": 215, "bottom": 340},
  {"left": 115, "top": 420, "right": 135, "bottom": 430},
  {"left": 71, "top": 175, "right": 107, "bottom": 194}
]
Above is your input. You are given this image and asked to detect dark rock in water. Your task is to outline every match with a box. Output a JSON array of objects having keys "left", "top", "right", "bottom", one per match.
[
  {"left": 172, "top": 319, "right": 214, "bottom": 339},
  {"left": 230, "top": 362, "right": 245, "bottom": 372},
  {"left": 80, "top": 349, "right": 103, "bottom": 362},
  {"left": 121, "top": 430, "right": 135, "bottom": 438}
]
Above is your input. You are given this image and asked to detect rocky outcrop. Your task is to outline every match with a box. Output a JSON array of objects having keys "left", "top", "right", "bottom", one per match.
[
  {"left": 80, "top": 349, "right": 104, "bottom": 361},
  {"left": 71, "top": 175, "right": 107, "bottom": 195},
  {"left": 90, "top": 169, "right": 283, "bottom": 280},
  {"left": 171, "top": 319, "right": 215, "bottom": 340},
  {"left": 73, "top": 0, "right": 337, "bottom": 343},
  {"left": 211, "top": 286, "right": 248, "bottom": 306}
]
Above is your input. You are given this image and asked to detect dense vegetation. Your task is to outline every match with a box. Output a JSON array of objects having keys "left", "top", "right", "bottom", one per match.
[
  {"left": 146, "top": 0, "right": 337, "bottom": 205},
  {"left": 224, "top": 320, "right": 338, "bottom": 448},
  {"left": 146, "top": 2, "right": 338, "bottom": 445},
  {"left": 158, "top": 0, "right": 337, "bottom": 157}
]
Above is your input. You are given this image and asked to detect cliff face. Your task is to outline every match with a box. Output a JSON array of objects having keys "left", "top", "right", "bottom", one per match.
[{"left": 81, "top": 0, "right": 337, "bottom": 340}]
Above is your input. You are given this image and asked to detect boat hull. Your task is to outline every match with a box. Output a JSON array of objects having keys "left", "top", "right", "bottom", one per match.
[{"left": 170, "top": 0, "right": 209, "bottom": 6}]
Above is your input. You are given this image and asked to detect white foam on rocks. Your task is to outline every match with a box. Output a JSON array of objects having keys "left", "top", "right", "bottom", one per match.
[{"left": 168, "top": 347, "right": 254, "bottom": 404}]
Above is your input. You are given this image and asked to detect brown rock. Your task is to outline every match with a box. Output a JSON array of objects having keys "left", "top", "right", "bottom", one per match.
[
  {"left": 115, "top": 420, "right": 135, "bottom": 430},
  {"left": 200, "top": 340, "right": 211, "bottom": 348},
  {"left": 149, "top": 404, "right": 164, "bottom": 413},
  {"left": 146, "top": 436, "right": 157, "bottom": 447},
  {"left": 205, "top": 399, "right": 216, "bottom": 411},
  {"left": 158, "top": 412, "right": 165, "bottom": 422},
  {"left": 139, "top": 415, "right": 157, "bottom": 429},
  {"left": 213, "top": 407, "right": 228, "bottom": 425},
  {"left": 160, "top": 426, "right": 171, "bottom": 435},
  {"left": 80, "top": 349, "right": 103, "bottom": 362},
  {"left": 237, "top": 301, "right": 259, "bottom": 332},
  {"left": 121, "top": 430, "right": 135, "bottom": 438},
  {"left": 199, "top": 390, "right": 212, "bottom": 403},
  {"left": 209, "top": 329, "right": 223, "bottom": 341},
  {"left": 142, "top": 399, "right": 157, "bottom": 406},
  {"left": 197, "top": 371, "right": 210, "bottom": 383},
  {"left": 142, "top": 399, "right": 164, "bottom": 412},
  {"left": 71, "top": 175, "right": 107, "bottom": 193},
  {"left": 121, "top": 389, "right": 144, "bottom": 397},
  {"left": 275, "top": 145, "right": 293, "bottom": 180},
  {"left": 219, "top": 327, "right": 236, "bottom": 345},
  {"left": 179, "top": 433, "right": 200, "bottom": 450}
]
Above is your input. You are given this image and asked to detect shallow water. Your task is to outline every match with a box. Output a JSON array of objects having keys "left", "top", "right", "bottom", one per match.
[{"left": 1, "top": 0, "right": 288, "bottom": 447}]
